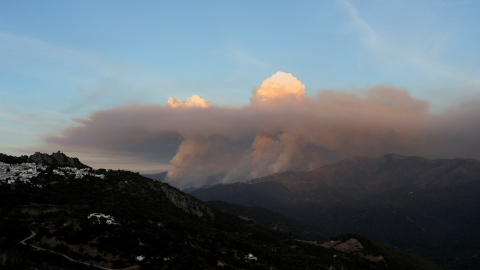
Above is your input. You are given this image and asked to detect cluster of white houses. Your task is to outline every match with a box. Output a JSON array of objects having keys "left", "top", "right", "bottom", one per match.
[
  {"left": 0, "top": 162, "right": 104, "bottom": 185},
  {"left": 87, "top": 213, "right": 118, "bottom": 225},
  {"left": 52, "top": 166, "right": 105, "bottom": 179},
  {"left": 0, "top": 162, "right": 45, "bottom": 184}
]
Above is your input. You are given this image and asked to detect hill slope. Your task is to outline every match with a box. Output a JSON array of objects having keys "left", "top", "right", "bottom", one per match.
[
  {"left": 0, "top": 153, "right": 441, "bottom": 270},
  {"left": 190, "top": 153, "right": 480, "bottom": 269}
]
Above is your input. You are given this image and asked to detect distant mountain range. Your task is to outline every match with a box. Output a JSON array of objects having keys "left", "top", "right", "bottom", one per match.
[
  {"left": 0, "top": 152, "right": 441, "bottom": 270},
  {"left": 190, "top": 153, "right": 480, "bottom": 269}
]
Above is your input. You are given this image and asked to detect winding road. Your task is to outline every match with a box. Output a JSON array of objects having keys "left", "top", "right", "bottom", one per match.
[{"left": 20, "top": 230, "right": 139, "bottom": 270}]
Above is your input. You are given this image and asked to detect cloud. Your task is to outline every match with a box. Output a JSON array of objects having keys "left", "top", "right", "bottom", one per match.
[
  {"left": 47, "top": 71, "right": 480, "bottom": 188},
  {"left": 166, "top": 95, "right": 212, "bottom": 108},
  {"left": 251, "top": 72, "right": 305, "bottom": 104}
]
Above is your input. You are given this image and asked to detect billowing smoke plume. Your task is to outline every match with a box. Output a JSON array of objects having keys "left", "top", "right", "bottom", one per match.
[{"left": 48, "top": 71, "right": 480, "bottom": 188}]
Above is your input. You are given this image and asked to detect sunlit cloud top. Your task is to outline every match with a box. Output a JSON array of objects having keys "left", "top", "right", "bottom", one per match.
[
  {"left": 166, "top": 95, "right": 212, "bottom": 109},
  {"left": 251, "top": 72, "right": 305, "bottom": 105}
]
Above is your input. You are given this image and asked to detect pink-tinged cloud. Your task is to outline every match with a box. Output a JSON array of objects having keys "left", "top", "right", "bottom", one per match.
[
  {"left": 47, "top": 72, "right": 480, "bottom": 188},
  {"left": 251, "top": 71, "right": 305, "bottom": 105},
  {"left": 166, "top": 94, "right": 212, "bottom": 108}
]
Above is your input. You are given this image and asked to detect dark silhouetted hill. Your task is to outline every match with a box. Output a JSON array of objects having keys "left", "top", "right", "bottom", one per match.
[
  {"left": 190, "top": 153, "right": 480, "bottom": 269},
  {"left": 0, "top": 153, "right": 441, "bottom": 270}
]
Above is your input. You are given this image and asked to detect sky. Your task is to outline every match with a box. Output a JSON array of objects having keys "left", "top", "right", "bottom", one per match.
[{"left": 1, "top": 0, "right": 480, "bottom": 187}]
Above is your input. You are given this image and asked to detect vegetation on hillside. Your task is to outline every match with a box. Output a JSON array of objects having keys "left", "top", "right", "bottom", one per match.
[
  {"left": 191, "top": 154, "right": 480, "bottom": 269},
  {"left": 0, "top": 165, "right": 441, "bottom": 270}
]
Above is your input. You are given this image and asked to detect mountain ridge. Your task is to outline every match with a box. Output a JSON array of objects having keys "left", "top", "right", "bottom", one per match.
[
  {"left": 244, "top": 152, "right": 480, "bottom": 195},
  {"left": 190, "top": 153, "right": 480, "bottom": 269}
]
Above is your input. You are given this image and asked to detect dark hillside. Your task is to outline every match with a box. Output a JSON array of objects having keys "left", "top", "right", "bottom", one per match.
[
  {"left": 208, "top": 200, "right": 327, "bottom": 241},
  {"left": 0, "top": 154, "right": 441, "bottom": 270},
  {"left": 191, "top": 153, "right": 480, "bottom": 269}
]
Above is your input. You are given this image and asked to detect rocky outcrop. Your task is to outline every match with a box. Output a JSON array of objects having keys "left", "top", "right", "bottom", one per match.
[
  {"left": 28, "top": 151, "right": 89, "bottom": 169},
  {"left": 321, "top": 237, "right": 384, "bottom": 263},
  {"left": 160, "top": 184, "right": 215, "bottom": 220}
]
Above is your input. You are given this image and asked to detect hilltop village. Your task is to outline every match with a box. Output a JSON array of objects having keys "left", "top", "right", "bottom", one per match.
[
  {"left": 0, "top": 162, "right": 45, "bottom": 184},
  {"left": 0, "top": 161, "right": 104, "bottom": 185}
]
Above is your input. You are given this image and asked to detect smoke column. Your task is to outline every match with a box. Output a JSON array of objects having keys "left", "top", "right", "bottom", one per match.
[{"left": 48, "top": 72, "right": 480, "bottom": 188}]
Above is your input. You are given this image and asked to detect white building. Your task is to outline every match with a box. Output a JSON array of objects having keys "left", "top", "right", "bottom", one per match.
[{"left": 245, "top": 253, "right": 257, "bottom": 261}]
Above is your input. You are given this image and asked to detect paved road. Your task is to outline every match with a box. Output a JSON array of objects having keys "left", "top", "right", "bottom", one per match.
[
  {"left": 20, "top": 230, "right": 140, "bottom": 270},
  {"left": 19, "top": 230, "right": 36, "bottom": 246}
]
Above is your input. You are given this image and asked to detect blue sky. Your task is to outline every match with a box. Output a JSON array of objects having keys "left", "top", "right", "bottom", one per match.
[{"left": 1, "top": 0, "right": 480, "bottom": 173}]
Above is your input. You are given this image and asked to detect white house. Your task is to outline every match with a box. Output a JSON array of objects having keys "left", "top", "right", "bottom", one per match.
[{"left": 245, "top": 253, "right": 257, "bottom": 261}]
